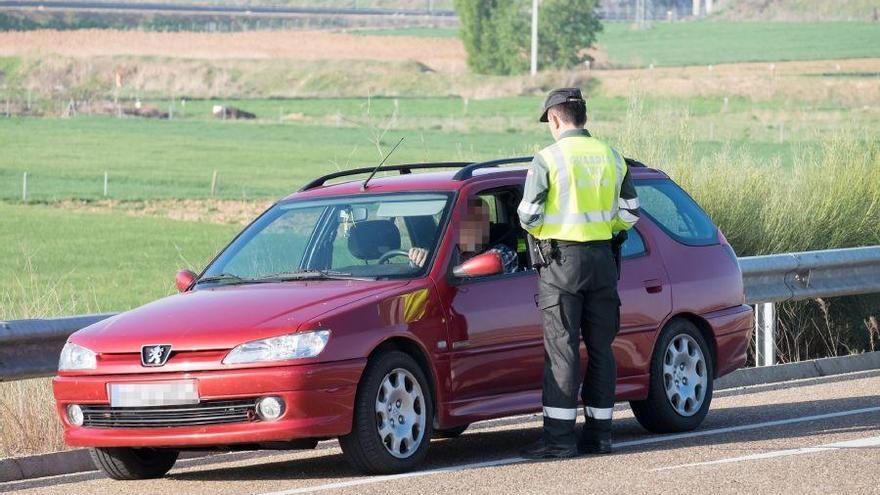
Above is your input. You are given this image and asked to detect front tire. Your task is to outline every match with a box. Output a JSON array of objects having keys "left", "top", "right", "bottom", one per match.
[
  {"left": 89, "top": 447, "right": 179, "bottom": 480},
  {"left": 339, "top": 351, "right": 434, "bottom": 474},
  {"left": 630, "top": 319, "right": 714, "bottom": 433}
]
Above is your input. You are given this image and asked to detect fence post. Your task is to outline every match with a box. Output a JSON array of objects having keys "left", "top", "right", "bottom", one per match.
[
  {"left": 211, "top": 170, "right": 219, "bottom": 196},
  {"left": 103, "top": 172, "right": 109, "bottom": 197},
  {"left": 22, "top": 172, "right": 28, "bottom": 202},
  {"left": 755, "top": 302, "right": 776, "bottom": 367}
]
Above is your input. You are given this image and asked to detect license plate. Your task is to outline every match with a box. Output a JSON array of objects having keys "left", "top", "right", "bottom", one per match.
[{"left": 108, "top": 380, "right": 199, "bottom": 408}]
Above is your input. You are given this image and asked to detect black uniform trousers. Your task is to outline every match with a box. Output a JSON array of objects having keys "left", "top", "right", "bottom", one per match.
[{"left": 538, "top": 240, "right": 620, "bottom": 447}]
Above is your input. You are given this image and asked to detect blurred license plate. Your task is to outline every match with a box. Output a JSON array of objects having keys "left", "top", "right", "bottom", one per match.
[{"left": 109, "top": 380, "right": 199, "bottom": 408}]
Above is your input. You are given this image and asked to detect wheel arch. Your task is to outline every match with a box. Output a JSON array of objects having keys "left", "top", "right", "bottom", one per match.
[
  {"left": 664, "top": 313, "right": 718, "bottom": 378},
  {"left": 367, "top": 336, "right": 439, "bottom": 419}
]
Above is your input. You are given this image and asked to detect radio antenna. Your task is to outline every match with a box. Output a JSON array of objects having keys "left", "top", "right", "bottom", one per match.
[{"left": 362, "top": 137, "right": 405, "bottom": 190}]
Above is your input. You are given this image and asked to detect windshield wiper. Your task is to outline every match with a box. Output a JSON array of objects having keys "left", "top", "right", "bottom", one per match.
[
  {"left": 258, "top": 269, "right": 372, "bottom": 281},
  {"left": 195, "top": 273, "right": 251, "bottom": 285}
]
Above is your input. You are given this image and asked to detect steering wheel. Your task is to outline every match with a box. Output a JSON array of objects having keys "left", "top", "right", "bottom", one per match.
[{"left": 377, "top": 249, "right": 411, "bottom": 265}]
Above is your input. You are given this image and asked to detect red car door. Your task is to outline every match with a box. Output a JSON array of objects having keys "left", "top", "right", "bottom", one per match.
[{"left": 612, "top": 220, "right": 673, "bottom": 399}]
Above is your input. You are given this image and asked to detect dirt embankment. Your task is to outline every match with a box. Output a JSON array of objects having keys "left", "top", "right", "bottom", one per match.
[{"left": 0, "top": 29, "right": 467, "bottom": 72}]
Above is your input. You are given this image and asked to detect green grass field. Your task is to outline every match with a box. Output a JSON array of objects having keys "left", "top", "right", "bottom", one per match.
[
  {"left": 0, "top": 114, "right": 811, "bottom": 202},
  {"left": 5, "top": 89, "right": 867, "bottom": 202},
  {"left": 0, "top": 202, "right": 237, "bottom": 313},
  {"left": 598, "top": 21, "right": 880, "bottom": 67},
  {"left": 353, "top": 21, "right": 880, "bottom": 67}
]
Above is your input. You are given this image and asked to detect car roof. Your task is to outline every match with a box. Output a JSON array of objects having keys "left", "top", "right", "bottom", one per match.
[{"left": 284, "top": 161, "right": 670, "bottom": 201}]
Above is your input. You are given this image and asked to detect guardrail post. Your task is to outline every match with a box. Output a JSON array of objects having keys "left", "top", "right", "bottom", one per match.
[{"left": 755, "top": 302, "right": 776, "bottom": 367}]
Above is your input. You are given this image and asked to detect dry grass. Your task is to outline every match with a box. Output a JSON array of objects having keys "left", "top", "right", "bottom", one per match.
[
  {"left": 0, "top": 379, "right": 65, "bottom": 458},
  {"left": 53, "top": 199, "right": 274, "bottom": 225},
  {"left": 0, "top": 257, "right": 93, "bottom": 458},
  {"left": 596, "top": 57, "right": 880, "bottom": 105},
  {"left": 4, "top": 28, "right": 879, "bottom": 105},
  {"left": 3, "top": 54, "right": 593, "bottom": 101}
]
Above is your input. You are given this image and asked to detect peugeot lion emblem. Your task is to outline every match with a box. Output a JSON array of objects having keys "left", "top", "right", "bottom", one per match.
[{"left": 141, "top": 344, "right": 172, "bottom": 367}]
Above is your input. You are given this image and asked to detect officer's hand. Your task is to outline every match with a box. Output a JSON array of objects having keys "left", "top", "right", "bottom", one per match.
[{"left": 408, "top": 247, "right": 429, "bottom": 268}]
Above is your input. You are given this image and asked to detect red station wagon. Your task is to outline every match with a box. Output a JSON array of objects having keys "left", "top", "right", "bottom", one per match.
[{"left": 53, "top": 158, "right": 753, "bottom": 479}]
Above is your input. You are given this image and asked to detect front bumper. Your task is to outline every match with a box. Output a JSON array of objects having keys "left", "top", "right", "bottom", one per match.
[{"left": 53, "top": 359, "right": 366, "bottom": 448}]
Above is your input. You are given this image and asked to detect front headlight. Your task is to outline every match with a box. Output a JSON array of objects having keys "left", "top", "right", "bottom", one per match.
[
  {"left": 223, "top": 330, "right": 330, "bottom": 365},
  {"left": 58, "top": 342, "right": 97, "bottom": 371}
]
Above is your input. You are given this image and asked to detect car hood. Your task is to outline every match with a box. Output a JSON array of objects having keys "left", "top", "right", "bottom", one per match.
[{"left": 71, "top": 280, "right": 409, "bottom": 353}]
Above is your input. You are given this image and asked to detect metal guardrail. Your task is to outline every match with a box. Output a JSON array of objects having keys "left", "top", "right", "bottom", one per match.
[
  {"left": 740, "top": 246, "right": 880, "bottom": 304},
  {"left": 1, "top": 247, "right": 879, "bottom": 380},
  {"left": 0, "top": 314, "right": 115, "bottom": 381},
  {"left": 740, "top": 246, "right": 880, "bottom": 367}
]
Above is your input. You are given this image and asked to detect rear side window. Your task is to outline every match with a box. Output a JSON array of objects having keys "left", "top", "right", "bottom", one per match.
[
  {"left": 635, "top": 180, "right": 718, "bottom": 246},
  {"left": 621, "top": 228, "right": 647, "bottom": 259}
]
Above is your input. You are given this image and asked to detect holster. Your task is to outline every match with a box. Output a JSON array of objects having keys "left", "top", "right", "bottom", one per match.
[{"left": 527, "top": 235, "right": 558, "bottom": 269}]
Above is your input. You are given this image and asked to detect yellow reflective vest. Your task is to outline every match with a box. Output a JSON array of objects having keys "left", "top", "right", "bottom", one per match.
[{"left": 518, "top": 129, "right": 639, "bottom": 242}]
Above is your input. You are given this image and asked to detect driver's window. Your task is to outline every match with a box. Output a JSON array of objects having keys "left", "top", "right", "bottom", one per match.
[{"left": 465, "top": 186, "right": 528, "bottom": 273}]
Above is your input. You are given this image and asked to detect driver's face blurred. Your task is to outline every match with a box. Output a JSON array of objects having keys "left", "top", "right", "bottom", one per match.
[{"left": 459, "top": 201, "right": 490, "bottom": 254}]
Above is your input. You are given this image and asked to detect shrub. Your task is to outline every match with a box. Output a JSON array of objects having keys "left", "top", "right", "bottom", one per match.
[{"left": 454, "top": 0, "right": 602, "bottom": 75}]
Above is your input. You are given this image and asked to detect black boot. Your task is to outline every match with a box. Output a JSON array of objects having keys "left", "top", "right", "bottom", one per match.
[
  {"left": 520, "top": 439, "right": 578, "bottom": 460},
  {"left": 578, "top": 417, "right": 613, "bottom": 455}
]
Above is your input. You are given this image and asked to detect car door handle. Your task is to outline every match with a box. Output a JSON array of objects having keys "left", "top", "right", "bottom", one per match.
[{"left": 643, "top": 279, "right": 663, "bottom": 294}]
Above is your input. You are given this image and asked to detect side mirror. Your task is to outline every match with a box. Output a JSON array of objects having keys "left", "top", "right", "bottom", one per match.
[
  {"left": 176, "top": 270, "right": 197, "bottom": 292},
  {"left": 453, "top": 251, "right": 503, "bottom": 279}
]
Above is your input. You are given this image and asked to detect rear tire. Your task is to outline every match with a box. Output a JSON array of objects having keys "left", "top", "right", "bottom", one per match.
[
  {"left": 89, "top": 447, "right": 179, "bottom": 480},
  {"left": 630, "top": 319, "right": 714, "bottom": 433},
  {"left": 434, "top": 424, "right": 468, "bottom": 439},
  {"left": 339, "top": 351, "right": 434, "bottom": 474}
]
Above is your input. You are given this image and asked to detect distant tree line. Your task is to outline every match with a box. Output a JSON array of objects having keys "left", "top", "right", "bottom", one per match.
[{"left": 454, "top": 0, "right": 602, "bottom": 75}]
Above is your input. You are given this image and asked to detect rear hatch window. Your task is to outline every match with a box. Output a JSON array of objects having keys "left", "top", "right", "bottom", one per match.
[{"left": 635, "top": 179, "right": 718, "bottom": 246}]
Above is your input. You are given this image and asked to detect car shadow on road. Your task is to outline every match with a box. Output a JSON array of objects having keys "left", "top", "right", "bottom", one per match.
[
  {"left": 7, "top": 395, "right": 876, "bottom": 491},
  {"left": 165, "top": 394, "right": 880, "bottom": 482}
]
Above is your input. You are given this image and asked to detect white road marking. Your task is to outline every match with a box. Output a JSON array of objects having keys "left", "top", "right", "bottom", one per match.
[
  {"left": 254, "top": 405, "right": 880, "bottom": 495},
  {"left": 257, "top": 458, "right": 520, "bottom": 495},
  {"left": 651, "top": 435, "right": 880, "bottom": 471}
]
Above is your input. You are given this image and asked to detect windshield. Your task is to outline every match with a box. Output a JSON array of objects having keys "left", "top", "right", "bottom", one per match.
[{"left": 202, "top": 192, "right": 453, "bottom": 282}]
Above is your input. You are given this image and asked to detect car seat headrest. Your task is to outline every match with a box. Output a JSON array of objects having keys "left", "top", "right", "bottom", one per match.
[{"left": 347, "top": 220, "right": 402, "bottom": 261}]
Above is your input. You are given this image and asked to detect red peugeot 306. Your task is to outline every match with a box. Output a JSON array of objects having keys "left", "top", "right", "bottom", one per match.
[{"left": 53, "top": 158, "right": 752, "bottom": 479}]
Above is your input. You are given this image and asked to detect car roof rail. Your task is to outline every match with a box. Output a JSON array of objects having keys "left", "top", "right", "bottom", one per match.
[
  {"left": 298, "top": 162, "right": 471, "bottom": 191},
  {"left": 451, "top": 156, "right": 533, "bottom": 181},
  {"left": 625, "top": 157, "right": 648, "bottom": 168},
  {"left": 299, "top": 155, "right": 646, "bottom": 192}
]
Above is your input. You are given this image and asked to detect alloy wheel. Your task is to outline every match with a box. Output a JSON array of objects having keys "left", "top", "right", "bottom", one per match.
[
  {"left": 662, "top": 334, "right": 708, "bottom": 417},
  {"left": 375, "top": 368, "right": 426, "bottom": 459}
]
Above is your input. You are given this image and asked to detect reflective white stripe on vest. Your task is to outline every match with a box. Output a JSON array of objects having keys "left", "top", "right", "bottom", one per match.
[
  {"left": 584, "top": 406, "right": 613, "bottom": 420},
  {"left": 543, "top": 210, "right": 616, "bottom": 225},
  {"left": 518, "top": 201, "right": 543, "bottom": 215},
  {"left": 549, "top": 145, "right": 571, "bottom": 206},
  {"left": 619, "top": 197, "right": 640, "bottom": 210},
  {"left": 543, "top": 406, "right": 578, "bottom": 420},
  {"left": 617, "top": 209, "right": 639, "bottom": 225}
]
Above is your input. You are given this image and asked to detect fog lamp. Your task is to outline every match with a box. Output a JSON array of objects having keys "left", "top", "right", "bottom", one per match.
[
  {"left": 67, "top": 404, "right": 84, "bottom": 426},
  {"left": 256, "top": 396, "right": 285, "bottom": 421}
]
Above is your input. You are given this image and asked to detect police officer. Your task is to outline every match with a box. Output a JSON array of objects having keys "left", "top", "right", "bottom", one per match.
[{"left": 519, "top": 88, "right": 640, "bottom": 459}]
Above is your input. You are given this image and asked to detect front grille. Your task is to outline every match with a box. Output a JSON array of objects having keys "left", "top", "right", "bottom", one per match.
[{"left": 80, "top": 399, "right": 257, "bottom": 428}]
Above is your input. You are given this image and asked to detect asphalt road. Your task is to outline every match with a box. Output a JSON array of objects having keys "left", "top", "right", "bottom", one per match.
[{"left": 4, "top": 372, "right": 880, "bottom": 495}]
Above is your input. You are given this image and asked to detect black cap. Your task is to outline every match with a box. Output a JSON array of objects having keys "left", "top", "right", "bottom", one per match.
[{"left": 539, "top": 87, "right": 585, "bottom": 123}]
